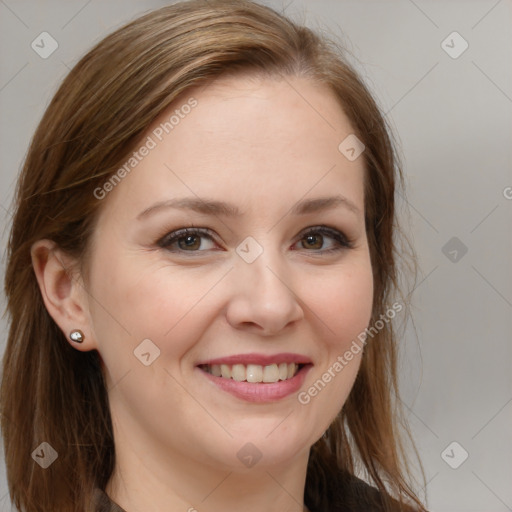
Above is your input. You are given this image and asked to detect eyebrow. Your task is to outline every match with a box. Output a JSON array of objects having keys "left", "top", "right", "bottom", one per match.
[{"left": 136, "top": 194, "right": 361, "bottom": 220}]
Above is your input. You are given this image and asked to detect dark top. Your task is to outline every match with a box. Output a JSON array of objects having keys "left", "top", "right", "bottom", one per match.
[
  {"left": 93, "top": 488, "right": 126, "bottom": 512},
  {"left": 92, "top": 473, "right": 417, "bottom": 512}
]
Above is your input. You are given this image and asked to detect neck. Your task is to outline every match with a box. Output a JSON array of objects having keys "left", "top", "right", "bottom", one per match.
[{"left": 105, "top": 436, "right": 311, "bottom": 512}]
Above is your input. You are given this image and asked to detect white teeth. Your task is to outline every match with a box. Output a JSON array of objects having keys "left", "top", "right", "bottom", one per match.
[
  {"left": 246, "top": 364, "right": 262, "bottom": 383},
  {"left": 231, "top": 364, "right": 246, "bottom": 381},
  {"left": 278, "top": 362, "right": 288, "bottom": 381},
  {"left": 204, "top": 362, "right": 300, "bottom": 382},
  {"left": 220, "top": 364, "right": 231, "bottom": 379},
  {"left": 262, "top": 364, "right": 279, "bottom": 382}
]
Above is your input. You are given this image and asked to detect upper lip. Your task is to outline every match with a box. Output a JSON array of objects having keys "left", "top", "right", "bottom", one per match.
[{"left": 196, "top": 352, "right": 312, "bottom": 366}]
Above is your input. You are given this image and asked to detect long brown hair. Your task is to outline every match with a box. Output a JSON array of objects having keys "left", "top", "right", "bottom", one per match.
[{"left": 1, "top": 1, "right": 427, "bottom": 511}]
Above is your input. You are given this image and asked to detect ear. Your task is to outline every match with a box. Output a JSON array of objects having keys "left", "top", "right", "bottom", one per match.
[{"left": 30, "top": 239, "right": 97, "bottom": 352}]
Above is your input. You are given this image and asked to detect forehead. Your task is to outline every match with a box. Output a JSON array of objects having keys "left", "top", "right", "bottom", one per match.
[{"left": 96, "top": 75, "right": 365, "bottom": 223}]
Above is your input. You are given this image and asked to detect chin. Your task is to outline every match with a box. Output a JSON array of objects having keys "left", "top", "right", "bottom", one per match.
[{"left": 213, "top": 423, "right": 315, "bottom": 470}]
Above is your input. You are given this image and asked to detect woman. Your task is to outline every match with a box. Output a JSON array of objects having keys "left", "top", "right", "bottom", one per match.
[{"left": 1, "top": 1, "right": 428, "bottom": 511}]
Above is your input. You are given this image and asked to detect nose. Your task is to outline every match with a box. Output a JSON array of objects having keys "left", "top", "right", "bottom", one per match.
[{"left": 225, "top": 250, "right": 305, "bottom": 336}]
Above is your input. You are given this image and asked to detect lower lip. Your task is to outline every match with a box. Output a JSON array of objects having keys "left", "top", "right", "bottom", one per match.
[{"left": 197, "top": 365, "right": 312, "bottom": 403}]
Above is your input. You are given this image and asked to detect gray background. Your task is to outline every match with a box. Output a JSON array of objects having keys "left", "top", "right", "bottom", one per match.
[{"left": 1, "top": 1, "right": 511, "bottom": 511}]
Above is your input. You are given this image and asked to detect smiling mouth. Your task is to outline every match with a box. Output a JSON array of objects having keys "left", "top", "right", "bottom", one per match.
[{"left": 198, "top": 363, "right": 307, "bottom": 383}]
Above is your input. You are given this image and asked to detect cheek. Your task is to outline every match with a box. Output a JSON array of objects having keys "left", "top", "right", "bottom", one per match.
[
  {"left": 89, "top": 238, "right": 373, "bottom": 381},
  {"left": 297, "top": 261, "right": 373, "bottom": 428},
  {"left": 90, "top": 255, "right": 222, "bottom": 360},
  {"left": 307, "top": 259, "right": 374, "bottom": 347},
  {"left": 92, "top": 248, "right": 373, "bottom": 346}
]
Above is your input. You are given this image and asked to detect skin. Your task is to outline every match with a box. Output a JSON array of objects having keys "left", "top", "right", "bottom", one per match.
[{"left": 31, "top": 75, "right": 374, "bottom": 512}]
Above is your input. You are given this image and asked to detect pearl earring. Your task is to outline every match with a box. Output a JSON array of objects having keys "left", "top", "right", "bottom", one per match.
[{"left": 69, "top": 329, "right": 84, "bottom": 343}]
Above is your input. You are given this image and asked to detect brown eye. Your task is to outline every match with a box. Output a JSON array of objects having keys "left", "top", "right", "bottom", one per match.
[
  {"left": 159, "top": 228, "right": 217, "bottom": 252},
  {"left": 177, "top": 234, "right": 201, "bottom": 250},
  {"left": 294, "top": 227, "right": 352, "bottom": 254},
  {"left": 301, "top": 233, "right": 324, "bottom": 250},
  {"left": 158, "top": 225, "right": 353, "bottom": 256}
]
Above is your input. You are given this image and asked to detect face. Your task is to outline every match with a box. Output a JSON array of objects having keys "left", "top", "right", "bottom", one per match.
[{"left": 84, "top": 75, "right": 373, "bottom": 473}]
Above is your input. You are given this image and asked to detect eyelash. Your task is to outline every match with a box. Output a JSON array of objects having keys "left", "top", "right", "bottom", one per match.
[{"left": 157, "top": 225, "right": 354, "bottom": 256}]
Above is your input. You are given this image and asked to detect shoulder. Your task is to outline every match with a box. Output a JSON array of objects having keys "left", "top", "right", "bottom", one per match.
[
  {"left": 335, "top": 472, "right": 390, "bottom": 512},
  {"left": 92, "top": 488, "right": 127, "bottom": 512},
  {"left": 307, "top": 470, "right": 424, "bottom": 512}
]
